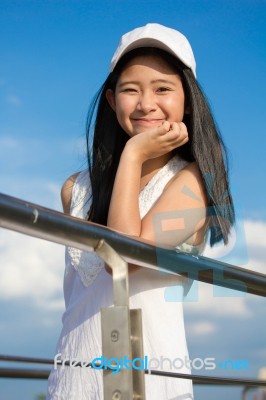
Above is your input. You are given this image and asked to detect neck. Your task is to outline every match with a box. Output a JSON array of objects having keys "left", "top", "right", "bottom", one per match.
[
  {"left": 139, "top": 153, "right": 174, "bottom": 191},
  {"left": 141, "top": 152, "right": 173, "bottom": 178}
]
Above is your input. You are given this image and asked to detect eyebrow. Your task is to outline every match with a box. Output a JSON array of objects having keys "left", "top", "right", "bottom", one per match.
[{"left": 118, "top": 79, "right": 178, "bottom": 87}]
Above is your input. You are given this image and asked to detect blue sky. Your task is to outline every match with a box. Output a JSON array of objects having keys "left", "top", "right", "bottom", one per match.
[{"left": 0, "top": 1, "right": 265, "bottom": 399}]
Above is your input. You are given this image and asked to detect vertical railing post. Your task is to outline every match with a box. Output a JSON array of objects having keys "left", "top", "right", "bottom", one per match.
[{"left": 95, "top": 239, "right": 145, "bottom": 400}]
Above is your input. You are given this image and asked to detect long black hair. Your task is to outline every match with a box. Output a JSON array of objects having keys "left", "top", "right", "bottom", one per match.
[{"left": 86, "top": 47, "right": 235, "bottom": 246}]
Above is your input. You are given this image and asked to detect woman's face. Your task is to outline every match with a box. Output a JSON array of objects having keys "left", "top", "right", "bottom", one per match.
[{"left": 106, "top": 55, "right": 186, "bottom": 137}]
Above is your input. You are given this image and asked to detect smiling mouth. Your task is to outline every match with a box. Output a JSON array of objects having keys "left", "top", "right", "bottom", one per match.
[{"left": 132, "top": 118, "right": 164, "bottom": 125}]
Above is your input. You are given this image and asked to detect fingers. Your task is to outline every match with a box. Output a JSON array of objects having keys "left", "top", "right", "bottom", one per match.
[
  {"left": 129, "top": 121, "right": 189, "bottom": 162},
  {"left": 157, "top": 120, "right": 171, "bottom": 134},
  {"left": 156, "top": 121, "right": 188, "bottom": 150},
  {"left": 164, "top": 122, "right": 189, "bottom": 146},
  {"left": 162, "top": 120, "right": 171, "bottom": 132}
]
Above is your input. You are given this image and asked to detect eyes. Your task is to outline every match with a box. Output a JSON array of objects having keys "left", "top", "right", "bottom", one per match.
[
  {"left": 120, "top": 86, "right": 173, "bottom": 94},
  {"left": 157, "top": 87, "right": 173, "bottom": 93}
]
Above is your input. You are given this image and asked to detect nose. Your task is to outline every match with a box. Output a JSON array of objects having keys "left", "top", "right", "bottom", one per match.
[{"left": 137, "top": 91, "right": 157, "bottom": 113}]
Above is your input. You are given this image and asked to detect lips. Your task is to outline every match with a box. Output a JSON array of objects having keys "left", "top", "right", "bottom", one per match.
[{"left": 131, "top": 118, "right": 164, "bottom": 126}]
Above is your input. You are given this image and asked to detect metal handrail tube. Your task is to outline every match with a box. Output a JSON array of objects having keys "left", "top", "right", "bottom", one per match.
[
  {"left": 0, "top": 354, "right": 54, "bottom": 365},
  {"left": 1, "top": 193, "right": 266, "bottom": 296},
  {"left": 0, "top": 368, "right": 50, "bottom": 379},
  {"left": 146, "top": 371, "right": 266, "bottom": 387},
  {"left": 1, "top": 366, "right": 266, "bottom": 387}
]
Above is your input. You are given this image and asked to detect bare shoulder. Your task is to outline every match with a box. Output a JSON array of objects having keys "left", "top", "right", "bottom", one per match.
[
  {"left": 174, "top": 161, "right": 207, "bottom": 204},
  {"left": 61, "top": 172, "right": 80, "bottom": 214},
  {"left": 141, "top": 161, "right": 208, "bottom": 246}
]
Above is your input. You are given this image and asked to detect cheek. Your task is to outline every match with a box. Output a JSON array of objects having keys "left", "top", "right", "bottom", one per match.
[
  {"left": 162, "top": 96, "right": 185, "bottom": 121},
  {"left": 115, "top": 96, "right": 136, "bottom": 118}
]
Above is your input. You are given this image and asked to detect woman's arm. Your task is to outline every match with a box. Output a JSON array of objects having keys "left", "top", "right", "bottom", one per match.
[
  {"left": 107, "top": 122, "right": 188, "bottom": 234},
  {"left": 107, "top": 121, "right": 207, "bottom": 247},
  {"left": 141, "top": 162, "right": 207, "bottom": 246}
]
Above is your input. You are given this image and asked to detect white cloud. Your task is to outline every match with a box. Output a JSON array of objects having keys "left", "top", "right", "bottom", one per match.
[
  {"left": 184, "top": 220, "right": 266, "bottom": 366},
  {"left": 0, "top": 177, "right": 62, "bottom": 211},
  {"left": 0, "top": 176, "right": 63, "bottom": 308},
  {"left": 243, "top": 220, "right": 266, "bottom": 275},
  {"left": 6, "top": 94, "right": 21, "bottom": 106},
  {"left": 244, "top": 220, "right": 266, "bottom": 248},
  {"left": 0, "top": 136, "right": 19, "bottom": 149},
  {"left": 203, "top": 219, "right": 266, "bottom": 273},
  {"left": 0, "top": 218, "right": 265, "bottom": 321},
  {"left": 44, "top": 298, "right": 65, "bottom": 311},
  {"left": 185, "top": 280, "right": 251, "bottom": 317},
  {"left": 184, "top": 219, "right": 266, "bottom": 319},
  {"left": 0, "top": 229, "right": 64, "bottom": 305},
  {"left": 187, "top": 321, "right": 216, "bottom": 335}
]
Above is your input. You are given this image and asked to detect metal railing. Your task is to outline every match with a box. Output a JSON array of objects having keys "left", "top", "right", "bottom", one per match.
[
  {"left": 1, "top": 193, "right": 265, "bottom": 296},
  {"left": 1, "top": 354, "right": 266, "bottom": 386},
  {"left": 1, "top": 193, "right": 266, "bottom": 399}
]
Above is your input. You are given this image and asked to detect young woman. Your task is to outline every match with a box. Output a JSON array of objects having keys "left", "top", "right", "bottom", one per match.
[{"left": 47, "top": 23, "right": 234, "bottom": 399}]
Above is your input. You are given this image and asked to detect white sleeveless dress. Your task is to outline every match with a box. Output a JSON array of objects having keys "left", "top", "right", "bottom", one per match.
[{"left": 47, "top": 155, "right": 204, "bottom": 400}]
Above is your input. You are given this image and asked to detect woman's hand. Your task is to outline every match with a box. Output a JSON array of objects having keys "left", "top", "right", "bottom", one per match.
[{"left": 126, "top": 121, "right": 188, "bottom": 164}]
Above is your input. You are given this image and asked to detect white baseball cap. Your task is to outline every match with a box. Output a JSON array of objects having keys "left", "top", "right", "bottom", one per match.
[{"left": 110, "top": 23, "right": 196, "bottom": 77}]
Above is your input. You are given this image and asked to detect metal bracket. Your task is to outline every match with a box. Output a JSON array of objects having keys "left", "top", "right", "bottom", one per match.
[{"left": 95, "top": 239, "right": 145, "bottom": 400}]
